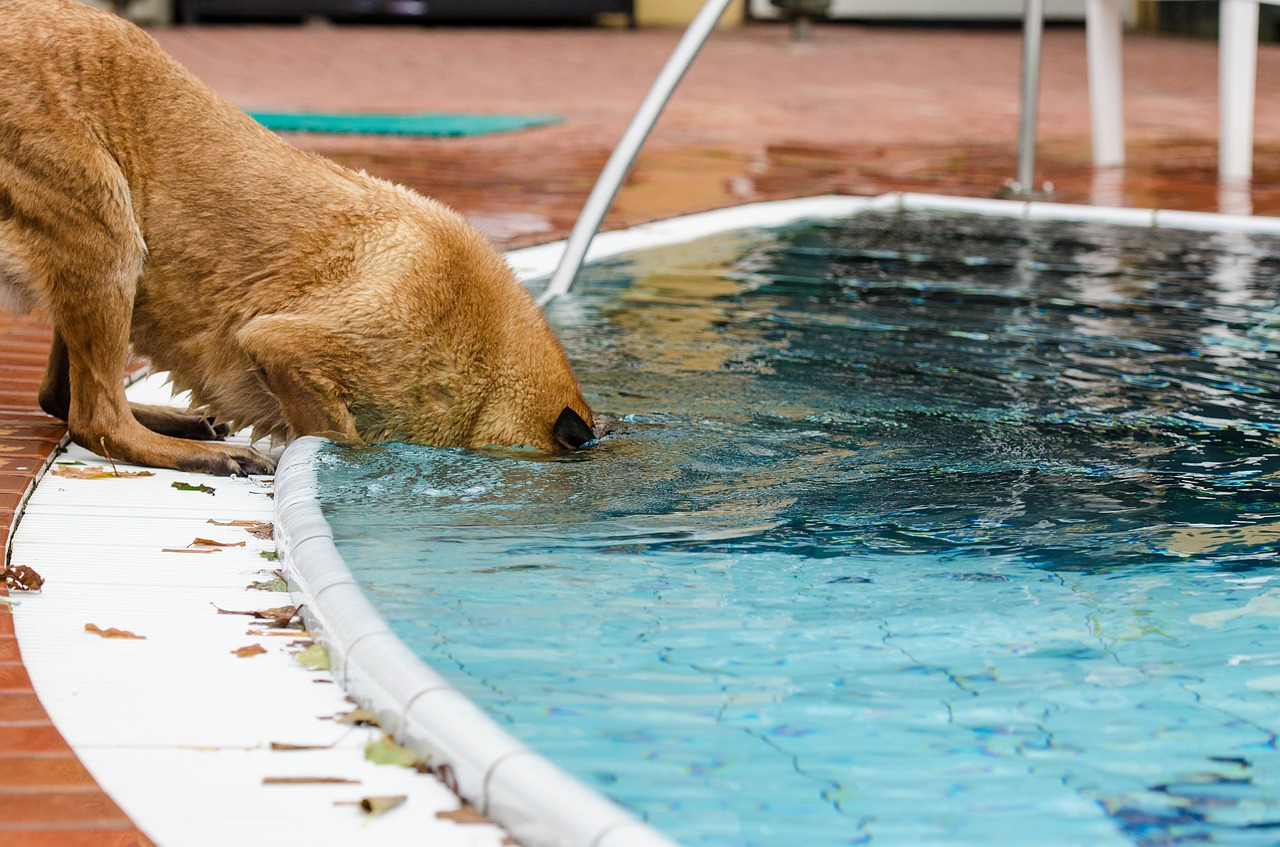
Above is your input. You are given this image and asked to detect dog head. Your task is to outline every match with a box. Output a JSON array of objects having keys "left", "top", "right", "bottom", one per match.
[{"left": 235, "top": 201, "right": 596, "bottom": 452}]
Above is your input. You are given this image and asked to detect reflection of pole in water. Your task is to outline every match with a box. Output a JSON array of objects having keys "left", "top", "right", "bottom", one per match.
[
  {"left": 1090, "top": 166, "right": 1124, "bottom": 209},
  {"left": 1218, "top": 180, "right": 1253, "bottom": 217}
]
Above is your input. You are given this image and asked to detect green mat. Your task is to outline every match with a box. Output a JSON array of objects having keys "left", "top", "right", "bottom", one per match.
[{"left": 247, "top": 111, "right": 561, "bottom": 137}]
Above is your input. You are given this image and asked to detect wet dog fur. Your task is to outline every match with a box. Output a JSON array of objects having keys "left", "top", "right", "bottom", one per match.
[{"left": 0, "top": 0, "right": 595, "bottom": 476}]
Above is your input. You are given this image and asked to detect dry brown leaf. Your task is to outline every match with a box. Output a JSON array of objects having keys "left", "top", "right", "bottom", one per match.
[
  {"left": 232, "top": 644, "right": 267, "bottom": 658},
  {"left": 359, "top": 795, "right": 407, "bottom": 816},
  {"left": 52, "top": 465, "right": 154, "bottom": 480},
  {"left": 334, "top": 708, "right": 379, "bottom": 727},
  {"left": 263, "top": 776, "right": 360, "bottom": 785},
  {"left": 271, "top": 741, "right": 334, "bottom": 751},
  {"left": 437, "top": 805, "right": 491, "bottom": 825},
  {"left": 162, "top": 548, "right": 220, "bottom": 554},
  {"left": 213, "top": 603, "right": 297, "bottom": 620},
  {"left": 85, "top": 623, "right": 145, "bottom": 640},
  {"left": 211, "top": 601, "right": 300, "bottom": 630},
  {"left": 206, "top": 520, "right": 274, "bottom": 539},
  {"left": 3, "top": 564, "right": 44, "bottom": 592},
  {"left": 191, "top": 537, "right": 246, "bottom": 548}
]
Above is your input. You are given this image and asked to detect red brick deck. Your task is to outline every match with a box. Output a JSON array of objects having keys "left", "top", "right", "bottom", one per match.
[
  {"left": 0, "top": 315, "right": 154, "bottom": 847},
  {"left": 2, "top": 18, "right": 1279, "bottom": 844}
]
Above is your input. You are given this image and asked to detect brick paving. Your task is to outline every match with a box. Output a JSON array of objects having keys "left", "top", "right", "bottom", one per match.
[{"left": 2, "top": 15, "right": 1279, "bottom": 844}]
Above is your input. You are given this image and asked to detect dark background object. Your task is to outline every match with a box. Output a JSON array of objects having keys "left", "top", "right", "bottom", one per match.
[
  {"left": 176, "top": 0, "right": 635, "bottom": 26},
  {"left": 1138, "top": 0, "right": 1280, "bottom": 42}
]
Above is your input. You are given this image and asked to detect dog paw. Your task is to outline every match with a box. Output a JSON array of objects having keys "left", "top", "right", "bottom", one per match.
[
  {"left": 184, "top": 447, "right": 276, "bottom": 477},
  {"left": 131, "top": 404, "right": 230, "bottom": 442},
  {"left": 231, "top": 452, "right": 276, "bottom": 477}
]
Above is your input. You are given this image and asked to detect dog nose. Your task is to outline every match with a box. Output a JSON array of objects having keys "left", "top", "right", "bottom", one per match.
[{"left": 552, "top": 406, "right": 595, "bottom": 449}]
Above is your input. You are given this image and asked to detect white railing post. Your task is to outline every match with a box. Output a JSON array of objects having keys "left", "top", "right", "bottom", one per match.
[
  {"left": 538, "top": 0, "right": 737, "bottom": 305},
  {"left": 1220, "top": 0, "right": 1260, "bottom": 185},
  {"left": 1015, "top": 0, "right": 1045, "bottom": 192},
  {"left": 1086, "top": 0, "right": 1125, "bottom": 167}
]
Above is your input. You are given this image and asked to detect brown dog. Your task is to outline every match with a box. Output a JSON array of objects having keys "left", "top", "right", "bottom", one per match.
[{"left": 0, "top": 0, "right": 594, "bottom": 476}]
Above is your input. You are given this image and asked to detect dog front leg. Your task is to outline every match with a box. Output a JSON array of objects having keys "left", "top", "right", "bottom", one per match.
[
  {"left": 54, "top": 281, "right": 274, "bottom": 476},
  {"left": 41, "top": 329, "right": 233, "bottom": 443},
  {"left": 236, "top": 314, "right": 361, "bottom": 443},
  {"left": 37, "top": 328, "right": 71, "bottom": 421}
]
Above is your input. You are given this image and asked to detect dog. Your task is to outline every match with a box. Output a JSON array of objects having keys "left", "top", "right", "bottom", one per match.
[{"left": 0, "top": 0, "right": 595, "bottom": 476}]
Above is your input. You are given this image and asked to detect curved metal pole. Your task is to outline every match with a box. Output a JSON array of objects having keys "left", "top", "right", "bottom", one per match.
[{"left": 537, "top": 0, "right": 736, "bottom": 306}]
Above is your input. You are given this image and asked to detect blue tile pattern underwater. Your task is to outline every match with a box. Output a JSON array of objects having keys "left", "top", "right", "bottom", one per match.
[{"left": 317, "top": 211, "right": 1280, "bottom": 846}]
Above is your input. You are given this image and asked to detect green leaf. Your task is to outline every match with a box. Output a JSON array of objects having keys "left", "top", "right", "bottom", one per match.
[
  {"left": 248, "top": 576, "right": 288, "bottom": 592},
  {"left": 172, "top": 481, "right": 216, "bottom": 495},
  {"left": 259, "top": 550, "right": 279, "bottom": 562},
  {"left": 293, "top": 643, "right": 330, "bottom": 671},
  {"left": 363, "top": 736, "right": 424, "bottom": 769}
]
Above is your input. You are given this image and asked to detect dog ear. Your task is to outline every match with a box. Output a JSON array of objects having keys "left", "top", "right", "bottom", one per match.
[
  {"left": 552, "top": 406, "right": 594, "bottom": 450},
  {"left": 236, "top": 314, "right": 361, "bottom": 442}
]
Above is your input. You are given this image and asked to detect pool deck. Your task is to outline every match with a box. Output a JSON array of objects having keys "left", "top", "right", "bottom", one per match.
[{"left": 3, "top": 16, "right": 1280, "bottom": 846}]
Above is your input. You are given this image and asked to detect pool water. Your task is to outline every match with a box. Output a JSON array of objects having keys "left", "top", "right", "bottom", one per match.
[{"left": 317, "top": 211, "right": 1280, "bottom": 846}]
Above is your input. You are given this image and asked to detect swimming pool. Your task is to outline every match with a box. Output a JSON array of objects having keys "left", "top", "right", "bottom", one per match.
[{"left": 300, "top": 196, "right": 1280, "bottom": 846}]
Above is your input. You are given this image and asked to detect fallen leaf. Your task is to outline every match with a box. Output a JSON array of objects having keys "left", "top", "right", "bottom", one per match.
[
  {"left": 364, "top": 736, "right": 425, "bottom": 769},
  {"left": 55, "top": 460, "right": 86, "bottom": 466},
  {"left": 3, "top": 564, "right": 44, "bottom": 592},
  {"left": 172, "top": 481, "right": 215, "bottom": 495},
  {"left": 259, "top": 550, "right": 279, "bottom": 562},
  {"left": 334, "top": 708, "right": 379, "bottom": 727},
  {"left": 294, "top": 643, "right": 330, "bottom": 671},
  {"left": 437, "top": 805, "right": 492, "bottom": 825},
  {"left": 271, "top": 741, "right": 334, "bottom": 751},
  {"left": 263, "top": 776, "right": 360, "bottom": 785},
  {"left": 232, "top": 644, "right": 267, "bottom": 658},
  {"left": 247, "top": 576, "right": 288, "bottom": 592},
  {"left": 85, "top": 623, "right": 145, "bottom": 640},
  {"left": 207, "top": 520, "right": 275, "bottom": 538},
  {"left": 192, "top": 537, "right": 246, "bottom": 548},
  {"left": 52, "top": 465, "right": 154, "bottom": 480},
  {"left": 162, "top": 548, "right": 220, "bottom": 554},
  {"left": 359, "top": 795, "right": 407, "bottom": 816},
  {"left": 213, "top": 603, "right": 297, "bottom": 621}
]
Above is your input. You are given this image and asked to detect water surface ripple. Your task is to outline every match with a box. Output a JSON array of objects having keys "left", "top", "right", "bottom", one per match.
[{"left": 319, "top": 212, "right": 1280, "bottom": 846}]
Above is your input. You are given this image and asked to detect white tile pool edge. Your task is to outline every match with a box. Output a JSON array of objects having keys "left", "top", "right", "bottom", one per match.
[
  {"left": 274, "top": 192, "right": 1280, "bottom": 847},
  {"left": 508, "top": 192, "right": 1280, "bottom": 285},
  {"left": 275, "top": 436, "right": 678, "bottom": 847}
]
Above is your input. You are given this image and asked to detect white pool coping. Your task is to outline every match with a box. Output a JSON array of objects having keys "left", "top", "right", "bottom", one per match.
[{"left": 14, "top": 192, "right": 1280, "bottom": 847}]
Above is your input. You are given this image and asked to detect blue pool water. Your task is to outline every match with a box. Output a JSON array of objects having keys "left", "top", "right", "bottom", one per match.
[{"left": 317, "top": 211, "right": 1280, "bottom": 846}]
